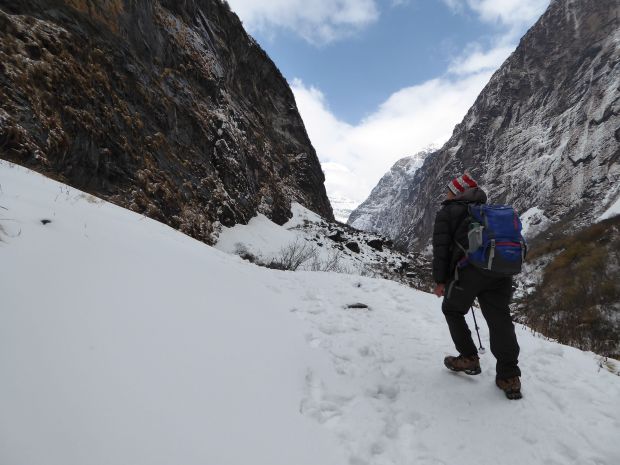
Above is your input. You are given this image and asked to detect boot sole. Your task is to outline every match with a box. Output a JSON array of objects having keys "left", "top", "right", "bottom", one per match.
[
  {"left": 502, "top": 389, "right": 522, "bottom": 400},
  {"left": 496, "top": 382, "right": 523, "bottom": 400},
  {"left": 464, "top": 367, "right": 481, "bottom": 375},
  {"left": 444, "top": 360, "right": 481, "bottom": 375}
]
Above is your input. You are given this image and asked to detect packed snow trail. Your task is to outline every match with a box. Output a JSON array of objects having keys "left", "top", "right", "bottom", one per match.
[
  {"left": 283, "top": 272, "right": 620, "bottom": 465},
  {"left": 1, "top": 160, "right": 619, "bottom": 465}
]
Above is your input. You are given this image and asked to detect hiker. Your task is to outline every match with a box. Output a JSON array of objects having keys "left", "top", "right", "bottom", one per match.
[{"left": 432, "top": 173, "right": 522, "bottom": 400}]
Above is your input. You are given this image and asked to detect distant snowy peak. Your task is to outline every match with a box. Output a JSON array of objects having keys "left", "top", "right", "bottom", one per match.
[
  {"left": 347, "top": 150, "right": 430, "bottom": 234},
  {"left": 329, "top": 194, "right": 360, "bottom": 224}
]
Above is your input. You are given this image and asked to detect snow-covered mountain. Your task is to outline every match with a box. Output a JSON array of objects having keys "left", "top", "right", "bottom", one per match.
[
  {"left": 348, "top": 150, "right": 428, "bottom": 235},
  {"left": 329, "top": 194, "right": 359, "bottom": 224},
  {"left": 2, "top": 160, "right": 620, "bottom": 465},
  {"left": 0, "top": 0, "right": 333, "bottom": 244},
  {"left": 352, "top": 0, "right": 620, "bottom": 250}
]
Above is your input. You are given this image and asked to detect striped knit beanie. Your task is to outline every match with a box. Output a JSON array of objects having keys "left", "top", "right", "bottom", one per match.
[{"left": 448, "top": 173, "right": 478, "bottom": 195}]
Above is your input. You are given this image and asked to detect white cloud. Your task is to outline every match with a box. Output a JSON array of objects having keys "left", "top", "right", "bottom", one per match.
[
  {"left": 284, "top": 0, "right": 551, "bottom": 207},
  {"left": 443, "top": 0, "right": 550, "bottom": 87},
  {"left": 448, "top": 43, "right": 515, "bottom": 75},
  {"left": 226, "top": 0, "right": 379, "bottom": 45},
  {"left": 444, "top": 0, "right": 550, "bottom": 28},
  {"left": 292, "top": 71, "right": 494, "bottom": 205},
  {"left": 469, "top": 0, "right": 550, "bottom": 26},
  {"left": 225, "top": 0, "right": 550, "bottom": 208}
]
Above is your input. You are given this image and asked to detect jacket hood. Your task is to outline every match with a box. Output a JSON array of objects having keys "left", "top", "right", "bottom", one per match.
[{"left": 442, "top": 187, "right": 487, "bottom": 205}]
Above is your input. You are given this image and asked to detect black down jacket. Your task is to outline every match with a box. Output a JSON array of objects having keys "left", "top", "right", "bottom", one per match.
[{"left": 432, "top": 187, "right": 488, "bottom": 284}]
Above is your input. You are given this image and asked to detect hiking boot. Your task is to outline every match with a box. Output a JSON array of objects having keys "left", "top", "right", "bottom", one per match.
[
  {"left": 444, "top": 354, "right": 481, "bottom": 375},
  {"left": 496, "top": 376, "right": 522, "bottom": 400}
]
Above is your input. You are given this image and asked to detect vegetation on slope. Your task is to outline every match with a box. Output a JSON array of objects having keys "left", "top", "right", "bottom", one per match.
[{"left": 518, "top": 215, "right": 620, "bottom": 359}]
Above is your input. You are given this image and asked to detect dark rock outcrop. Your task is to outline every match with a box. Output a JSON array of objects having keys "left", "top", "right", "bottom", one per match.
[
  {"left": 328, "top": 229, "right": 346, "bottom": 243},
  {"left": 346, "top": 303, "right": 369, "bottom": 309},
  {"left": 354, "top": 0, "right": 620, "bottom": 250},
  {"left": 345, "top": 241, "right": 360, "bottom": 253},
  {"left": 0, "top": 0, "right": 333, "bottom": 244},
  {"left": 366, "top": 238, "right": 383, "bottom": 252}
]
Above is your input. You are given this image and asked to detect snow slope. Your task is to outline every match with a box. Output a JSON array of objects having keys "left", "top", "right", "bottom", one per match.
[
  {"left": 216, "top": 203, "right": 430, "bottom": 290},
  {"left": 520, "top": 206, "right": 552, "bottom": 238},
  {"left": 598, "top": 195, "right": 620, "bottom": 222},
  {"left": 216, "top": 202, "right": 329, "bottom": 261},
  {"left": 1, "top": 160, "right": 620, "bottom": 465},
  {"left": 0, "top": 161, "right": 345, "bottom": 465}
]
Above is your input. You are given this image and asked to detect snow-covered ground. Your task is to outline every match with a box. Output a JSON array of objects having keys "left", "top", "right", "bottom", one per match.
[
  {"left": 216, "top": 202, "right": 429, "bottom": 289},
  {"left": 520, "top": 206, "right": 551, "bottom": 238},
  {"left": 216, "top": 202, "right": 332, "bottom": 265},
  {"left": 1, "top": 160, "right": 620, "bottom": 465}
]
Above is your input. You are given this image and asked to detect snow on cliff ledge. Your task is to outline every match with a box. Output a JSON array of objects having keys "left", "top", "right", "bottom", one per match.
[{"left": 1, "top": 160, "right": 619, "bottom": 465}]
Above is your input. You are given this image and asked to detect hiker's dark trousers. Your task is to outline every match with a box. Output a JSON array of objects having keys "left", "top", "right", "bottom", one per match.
[{"left": 442, "top": 265, "right": 521, "bottom": 379}]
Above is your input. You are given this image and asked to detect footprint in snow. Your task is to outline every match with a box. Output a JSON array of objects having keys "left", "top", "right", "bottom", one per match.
[
  {"left": 367, "top": 383, "right": 400, "bottom": 401},
  {"left": 358, "top": 345, "right": 374, "bottom": 357}
]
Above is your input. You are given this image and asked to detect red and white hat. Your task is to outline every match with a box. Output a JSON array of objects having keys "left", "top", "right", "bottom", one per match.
[{"left": 448, "top": 173, "right": 478, "bottom": 195}]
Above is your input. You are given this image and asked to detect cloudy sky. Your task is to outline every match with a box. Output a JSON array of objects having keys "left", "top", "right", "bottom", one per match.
[{"left": 226, "top": 0, "right": 550, "bottom": 210}]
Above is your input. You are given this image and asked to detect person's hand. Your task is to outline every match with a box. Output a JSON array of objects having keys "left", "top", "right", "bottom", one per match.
[{"left": 433, "top": 283, "right": 445, "bottom": 298}]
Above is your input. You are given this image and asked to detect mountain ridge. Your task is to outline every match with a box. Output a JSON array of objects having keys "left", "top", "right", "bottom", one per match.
[
  {"left": 350, "top": 0, "right": 620, "bottom": 250},
  {"left": 348, "top": 150, "right": 429, "bottom": 235}
]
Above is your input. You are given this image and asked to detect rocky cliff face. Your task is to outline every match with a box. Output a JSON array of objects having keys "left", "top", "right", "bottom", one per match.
[
  {"left": 353, "top": 0, "right": 620, "bottom": 250},
  {"left": 0, "top": 0, "right": 333, "bottom": 244},
  {"left": 348, "top": 150, "right": 428, "bottom": 235}
]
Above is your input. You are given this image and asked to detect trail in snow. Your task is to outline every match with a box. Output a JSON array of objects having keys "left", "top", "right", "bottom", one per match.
[
  {"left": 284, "top": 272, "right": 620, "bottom": 465},
  {"left": 1, "top": 161, "right": 619, "bottom": 465}
]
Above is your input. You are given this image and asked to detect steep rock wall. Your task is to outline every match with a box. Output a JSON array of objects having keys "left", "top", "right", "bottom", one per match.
[{"left": 0, "top": 0, "right": 333, "bottom": 243}]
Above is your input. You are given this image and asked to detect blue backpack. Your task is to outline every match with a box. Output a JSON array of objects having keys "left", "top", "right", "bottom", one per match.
[{"left": 457, "top": 204, "right": 527, "bottom": 276}]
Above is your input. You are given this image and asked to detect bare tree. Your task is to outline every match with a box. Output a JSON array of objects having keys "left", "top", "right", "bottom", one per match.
[
  {"left": 309, "top": 249, "right": 349, "bottom": 273},
  {"left": 269, "top": 239, "right": 318, "bottom": 271}
]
